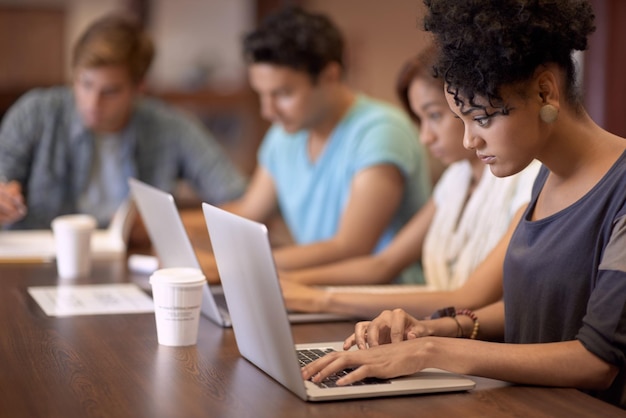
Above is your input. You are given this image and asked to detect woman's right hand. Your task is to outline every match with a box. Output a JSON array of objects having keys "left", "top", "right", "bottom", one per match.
[{"left": 279, "top": 278, "right": 327, "bottom": 313}]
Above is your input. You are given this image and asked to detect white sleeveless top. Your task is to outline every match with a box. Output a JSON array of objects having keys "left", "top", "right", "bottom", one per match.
[{"left": 422, "top": 159, "right": 541, "bottom": 290}]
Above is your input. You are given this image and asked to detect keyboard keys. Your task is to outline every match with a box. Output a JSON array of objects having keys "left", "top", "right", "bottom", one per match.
[{"left": 297, "top": 347, "right": 390, "bottom": 388}]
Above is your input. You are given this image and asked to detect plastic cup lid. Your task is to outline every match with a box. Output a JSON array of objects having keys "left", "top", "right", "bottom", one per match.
[
  {"left": 51, "top": 214, "right": 97, "bottom": 230},
  {"left": 149, "top": 267, "right": 206, "bottom": 286}
]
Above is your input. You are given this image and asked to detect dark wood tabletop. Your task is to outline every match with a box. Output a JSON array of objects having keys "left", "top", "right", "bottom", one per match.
[{"left": 1, "top": 260, "right": 624, "bottom": 418}]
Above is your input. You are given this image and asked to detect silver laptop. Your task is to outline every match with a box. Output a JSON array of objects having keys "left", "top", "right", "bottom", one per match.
[
  {"left": 129, "top": 178, "right": 232, "bottom": 327},
  {"left": 202, "top": 202, "right": 476, "bottom": 401},
  {"left": 128, "top": 179, "right": 347, "bottom": 327}
]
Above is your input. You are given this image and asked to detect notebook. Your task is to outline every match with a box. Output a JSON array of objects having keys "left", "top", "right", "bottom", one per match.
[
  {"left": 128, "top": 178, "right": 348, "bottom": 328},
  {"left": 202, "top": 202, "right": 476, "bottom": 401},
  {"left": 0, "top": 199, "right": 134, "bottom": 263}
]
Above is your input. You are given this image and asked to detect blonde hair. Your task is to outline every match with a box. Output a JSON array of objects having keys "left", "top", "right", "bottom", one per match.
[{"left": 72, "top": 14, "right": 155, "bottom": 83}]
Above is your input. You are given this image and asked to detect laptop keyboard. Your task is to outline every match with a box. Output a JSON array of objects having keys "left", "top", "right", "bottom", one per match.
[{"left": 297, "top": 348, "right": 390, "bottom": 388}]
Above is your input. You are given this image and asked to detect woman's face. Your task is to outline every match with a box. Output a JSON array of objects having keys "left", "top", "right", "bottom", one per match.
[
  {"left": 444, "top": 84, "right": 540, "bottom": 178},
  {"left": 408, "top": 78, "right": 473, "bottom": 166}
]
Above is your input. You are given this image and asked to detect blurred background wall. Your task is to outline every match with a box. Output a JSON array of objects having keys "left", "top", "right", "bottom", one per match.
[
  {"left": 0, "top": 0, "right": 433, "bottom": 176},
  {"left": 0, "top": 0, "right": 624, "bottom": 178},
  {"left": 0, "top": 0, "right": 429, "bottom": 101}
]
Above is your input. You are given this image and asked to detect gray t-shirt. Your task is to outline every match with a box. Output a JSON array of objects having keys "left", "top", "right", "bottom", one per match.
[
  {"left": 0, "top": 87, "right": 246, "bottom": 229},
  {"left": 77, "top": 133, "right": 134, "bottom": 227},
  {"left": 504, "top": 153, "right": 626, "bottom": 408}
]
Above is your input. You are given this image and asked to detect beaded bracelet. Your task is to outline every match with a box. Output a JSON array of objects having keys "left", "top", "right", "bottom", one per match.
[{"left": 456, "top": 309, "right": 480, "bottom": 340}]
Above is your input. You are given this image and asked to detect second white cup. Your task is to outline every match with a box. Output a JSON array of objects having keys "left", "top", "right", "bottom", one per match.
[
  {"left": 51, "top": 214, "right": 97, "bottom": 279},
  {"left": 149, "top": 267, "right": 206, "bottom": 346}
]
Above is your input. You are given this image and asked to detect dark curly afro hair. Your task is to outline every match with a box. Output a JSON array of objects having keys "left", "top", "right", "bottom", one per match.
[{"left": 423, "top": 0, "right": 596, "bottom": 112}]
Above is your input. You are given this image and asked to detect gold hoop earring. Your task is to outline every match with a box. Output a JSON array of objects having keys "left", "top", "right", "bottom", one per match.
[{"left": 540, "top": 104, "right": 558, "bottom": 124}]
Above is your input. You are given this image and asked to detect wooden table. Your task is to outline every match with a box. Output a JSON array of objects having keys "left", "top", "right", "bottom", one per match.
[{"left": 1, "top": 260, "right": 624, "bottom": 418}]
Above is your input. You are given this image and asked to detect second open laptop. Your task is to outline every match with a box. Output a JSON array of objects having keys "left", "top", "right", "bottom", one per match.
[
  {"left": 202, "top": 202, "right": 476, "bottom": 401},
  {"left": 128, "top": 178, "right": 348, "bottom": 327},
  {"left": 129, "top": 178, "right": 231, "bottom": 327}
]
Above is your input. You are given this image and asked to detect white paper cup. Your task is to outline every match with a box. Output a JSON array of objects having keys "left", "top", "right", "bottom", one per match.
[
  {"left": 51, "top": 214, "right": 97, "bottom": 280},
  {"left": 149, "top": 267, "right": 206, "bottom": 346}
]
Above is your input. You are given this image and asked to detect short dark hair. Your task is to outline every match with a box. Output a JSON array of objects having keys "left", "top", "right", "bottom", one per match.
[
  {"left": 243, "top": 6, "right": 344, "bottom": 80},
  {"left": 396, "top": 45, "right": 441, "bottom": 124},
  {"left": 423, "top": 0, "right": 596, "bottom": 113},
  {"left": 73, "top": 14, "right": 155, "bottom": 83}
]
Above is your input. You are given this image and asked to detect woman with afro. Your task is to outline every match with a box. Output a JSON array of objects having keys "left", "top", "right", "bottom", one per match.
[{"left": 301, "top": 0, "right": 626, "bottom": 408}]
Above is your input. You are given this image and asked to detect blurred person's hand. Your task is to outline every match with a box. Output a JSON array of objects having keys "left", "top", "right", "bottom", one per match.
[{"left": 0, "top": 181, "right": 27, "bottom": 225}]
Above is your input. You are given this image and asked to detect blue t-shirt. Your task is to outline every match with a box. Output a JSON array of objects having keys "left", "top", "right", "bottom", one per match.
[
  {"left": 504, "top": 152, "right": 626, "bottom": 408},
  {"left": 259, "top": 94, "right": 430, "bottom": 283}
]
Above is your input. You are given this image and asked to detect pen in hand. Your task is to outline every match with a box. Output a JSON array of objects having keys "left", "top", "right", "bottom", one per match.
[{"left": 0, "top": 180, "right": 28, "bottom": 223}]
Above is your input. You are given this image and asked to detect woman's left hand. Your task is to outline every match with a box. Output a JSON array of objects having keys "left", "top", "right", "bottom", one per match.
[{"left": 343, "top": 308, "right": 431, "bottom": 350}]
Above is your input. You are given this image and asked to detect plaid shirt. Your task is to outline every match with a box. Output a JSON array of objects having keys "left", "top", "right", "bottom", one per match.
[{"left": 0, "top": 86, "right": 246, "bottom": 229}]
